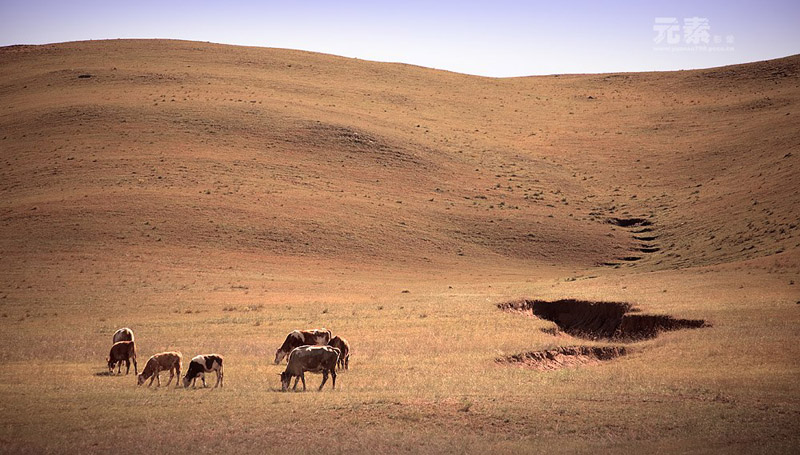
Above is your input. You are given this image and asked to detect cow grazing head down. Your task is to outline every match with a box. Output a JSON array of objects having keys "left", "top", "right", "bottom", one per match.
[
  {"left": 279, "top": 345, "right": 339, "bottom": 392},
  {"left": 274, "top": 331, "right": 304, "bottom": 364},
  {"left": 274, "top": 348, "right": 287, "bottom": 365},
  {"left": 279, "top": 371, "right": 293, "bottom": 391},
  {"left": 274, "top": 329, "right": 331, "bottom": 364},
  {"left": 182, "top": 354, "right": 224, "bottom": 388},
  {"left": 182, "top": 373, "right": 195, "bottom": 388}
]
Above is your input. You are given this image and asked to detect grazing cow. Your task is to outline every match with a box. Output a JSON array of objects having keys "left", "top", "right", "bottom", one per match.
[
  {"left": 138, "top": 352, "right": 182, "bottom": 387},
  {"left": 328, "top": 335, "right": 350, "bottom": 370},
  {"left": 112, "top": 327, "right": 134, "bottom": 343},
  {"left": 182, "top": 354, "right": 224, "bottom": 388},
  {"left": 280, "top": 345, "right": 339, "bottom": 392},
  {"left": 107, "top": 340, "right": 138, "bottom": 375},
  {"left": 274, "top": 328, "right": 332, "bottom": 364}
]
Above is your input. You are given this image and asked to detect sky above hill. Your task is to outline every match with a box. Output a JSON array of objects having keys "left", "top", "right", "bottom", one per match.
[{"left": 1, "top": 0, "right": 798, "bottom": 77}]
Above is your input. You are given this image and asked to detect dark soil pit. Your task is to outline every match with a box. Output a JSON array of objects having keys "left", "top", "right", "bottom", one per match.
[
  {"left": 498, "top": 299, "right": 709, "bottom": 341},
  {"left": 497, "top": 346, "right": 627, "bottom": 370},
  {"left": 607, "top": 217, "right": 652, "bottom": 227},
  {"left": 620, "top": 256, "right": 642, "bottom": 261}
]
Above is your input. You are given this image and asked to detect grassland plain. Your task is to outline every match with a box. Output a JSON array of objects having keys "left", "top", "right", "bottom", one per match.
[{"left": 0, "top": 40, "right": 799, "bottom": 454}]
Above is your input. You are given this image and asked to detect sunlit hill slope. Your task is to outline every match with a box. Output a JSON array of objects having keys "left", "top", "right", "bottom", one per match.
[{"left": 1, "top": 40, "right": 797, "bottom": 277}]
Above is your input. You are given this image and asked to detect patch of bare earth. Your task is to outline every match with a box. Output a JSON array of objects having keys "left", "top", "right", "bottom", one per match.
[{"left": 497, "top": 346, "right": 627, "bottom": 370}]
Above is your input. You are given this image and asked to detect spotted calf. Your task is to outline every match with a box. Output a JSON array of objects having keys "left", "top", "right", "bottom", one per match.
[{"left": 183, "top": 354, "right": 224, "bottom": 388}]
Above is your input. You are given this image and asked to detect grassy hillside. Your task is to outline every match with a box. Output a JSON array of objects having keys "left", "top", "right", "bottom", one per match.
[{"left": 0, "top": 40, "right": 798, "bottom": 454}]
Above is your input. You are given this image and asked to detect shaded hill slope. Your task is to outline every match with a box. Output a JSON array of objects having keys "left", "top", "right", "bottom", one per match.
[{"left": 1, "top": 40, "right": 798, "bottom": 275}]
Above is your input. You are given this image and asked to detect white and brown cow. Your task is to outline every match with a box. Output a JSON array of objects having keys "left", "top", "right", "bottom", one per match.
[
  {"left": 328, "top": 335, "right": 350, "bottom": 370},
  {"left": 138, "top": 352, "right": 182, "bottom": 387},
  {"left": 182, "top": 354, "right": 224, "bottom": 388},
  {"left": 107, "top": 340, "right": 138, "bottom": 375},
  {"left": 280, "top": 345, "right": 340, "bottom": 392},
  {"left": 273, "top": 328, "right": 332, "bottom": 364},
  {"left": 112, "top": 327, "right": 134, "bottom": 344}
]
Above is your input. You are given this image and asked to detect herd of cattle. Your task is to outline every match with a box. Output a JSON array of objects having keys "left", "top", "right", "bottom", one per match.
[{"left": 106, "top": 327, "right": 350, "bottom": 391}]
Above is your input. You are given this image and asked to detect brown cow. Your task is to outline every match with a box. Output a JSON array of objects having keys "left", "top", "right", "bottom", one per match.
[
  {"left": 328, "top": 335, "right": 350, "bottom": 370},
  {"left": 274, "top": 328, "right": 332, "bottom": 364},
  {"left": 137, "top": 352, "right": 182, "bottom": 387},
  {"left": 280, "top": 345, "right": 339, "bottom": 392},
  {"left": 112, "top": 327, "right": 134, "bottom": 344},
  {"left": 107, "top": 340, "right": 138, "bottom": 375}
]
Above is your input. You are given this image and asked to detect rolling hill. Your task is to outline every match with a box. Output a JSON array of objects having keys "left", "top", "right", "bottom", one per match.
[{"left": 1, "top": 40, "right": 798, "bottom": 453}]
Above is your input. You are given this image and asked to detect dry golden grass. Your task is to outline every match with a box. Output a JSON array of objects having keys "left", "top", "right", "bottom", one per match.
[{"left": 0, "top": 40, "right": 798, "bottom": 453}]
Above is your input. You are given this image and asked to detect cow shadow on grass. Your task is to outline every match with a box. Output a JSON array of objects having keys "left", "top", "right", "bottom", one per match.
[
  {"left": 94, "top": 371, "right": 134, "bottom": 377},
  {"left": 267, "top": 386, "right": 337, "bottom": 393}
]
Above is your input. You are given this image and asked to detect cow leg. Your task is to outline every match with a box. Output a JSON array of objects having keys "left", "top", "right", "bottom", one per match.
[
  {"left": 133, "top": 358, "right": 138, "bottom": 375},
  {"left": 116, "top": 361, "right": 122, "bottom": 375},
  {"left": 148, "top": 372, "right": 156, "bottom": 386},
  {"left": 319, "top": 371, "right": 328, "bottom": 391},
  {"left": 155, "top": 371, "right": 161, "bottom": 387},
  {"left": 201, "top": 374, "right": 207, "bottom": 388},
  {"left": 214, "top": 370, "right": 221, "bottom": 388},
  {"left": 125, "top": 359, "right": 130, "bottom": 375},
  {"left": 165, "top": 368, "right": 174, "bottom": 387},
  {"left": 292, "top": 375, "right": 300, "bottom": 391},
  {"left": 331, "top": 368, "right": 336, "bottom": 390},
  {"left": 300, "top": 373, "right": 306, "bottom": 391}
]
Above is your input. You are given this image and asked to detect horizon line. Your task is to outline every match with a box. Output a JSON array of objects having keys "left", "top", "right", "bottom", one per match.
[{"left": 3, "top": 37, "right": 799, "bottom": 79}]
